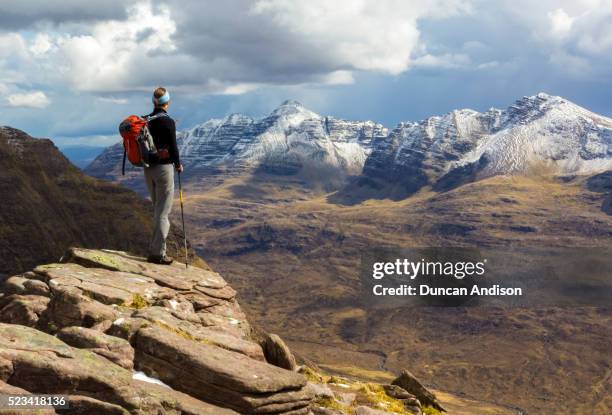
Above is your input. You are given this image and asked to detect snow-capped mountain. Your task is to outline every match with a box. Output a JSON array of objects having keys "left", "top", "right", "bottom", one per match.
[
  {"left": 86, "top": 94, "right": 611, "bottom": 195},
  {"left": 85, "top": 100, "right": 388, "bottom": 182},
  {"left": 178, "top": 100, "right": 387, "bottom": 175},
  {"left": 362, "top": 93, "right": 612, "bottom": 194}
]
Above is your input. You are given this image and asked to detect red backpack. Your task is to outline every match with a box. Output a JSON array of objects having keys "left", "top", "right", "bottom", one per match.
[{"left": 118, "top": 113, "right": 167, "bottom": 175}]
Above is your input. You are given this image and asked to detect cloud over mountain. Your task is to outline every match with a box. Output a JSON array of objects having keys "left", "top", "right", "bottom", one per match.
[
  {"left": 2, "top": 1, "right": 611, "bottom": 95},
  {"left": 0, "top": 0, "right": 471, "bottom": 94},
  {"left": 1, "top": 1, "right": 611, "bottom": 149}
]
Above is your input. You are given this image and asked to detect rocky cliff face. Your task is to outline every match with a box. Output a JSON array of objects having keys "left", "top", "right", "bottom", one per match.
[
  {"left": 0, "top": 126, "right": 200, "bottom": 276},
  {"left": 0, "top": 248, "right": 449, "bottom": 415}
]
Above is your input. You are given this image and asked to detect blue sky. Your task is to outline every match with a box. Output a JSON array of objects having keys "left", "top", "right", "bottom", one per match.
[{"left": 0, "top": 0, "right": 610, "bottom": 149}]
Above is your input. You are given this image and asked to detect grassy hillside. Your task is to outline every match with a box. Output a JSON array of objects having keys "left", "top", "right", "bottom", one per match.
[{"left": 0, "top": 126, "right": 203, "bottom": 275}]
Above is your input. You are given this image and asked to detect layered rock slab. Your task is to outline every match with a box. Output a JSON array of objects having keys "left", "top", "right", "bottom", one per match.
[
  {"left": 62, "top": 248, "right": 250, "bottom": 337},
  {"left": 134, "top": 325, "right": 310, "bottom": 414},
  {"left": 63, "top": 248, "right": 225, "bottom": 291},
  {"left": 128, "top": 306, "right": 265, "bottom": 360},
  {"left": 57, "top": 326, "right": 134, "bottom": 370},
  {"left": 0, "top": 323, "right": 238, "bottom": 414},
  {"left": 0, "top": 248, "right": 312, "bottom": 414}
]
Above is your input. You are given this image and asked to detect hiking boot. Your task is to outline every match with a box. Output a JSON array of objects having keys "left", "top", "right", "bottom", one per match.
[{"left": 147, "top": 255, "right": 173, "bottom": 265}]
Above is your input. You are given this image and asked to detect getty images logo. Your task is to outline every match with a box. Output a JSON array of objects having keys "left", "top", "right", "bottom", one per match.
[{"left": 372, "top": 258, "right": 487, "bottom": 280}]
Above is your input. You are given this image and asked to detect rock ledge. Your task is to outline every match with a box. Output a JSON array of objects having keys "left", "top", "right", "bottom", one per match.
[{"left": 0, "top": 248, "right": 312, "bottom": 414}]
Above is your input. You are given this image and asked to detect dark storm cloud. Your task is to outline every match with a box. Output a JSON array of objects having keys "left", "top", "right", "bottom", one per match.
[
  {"left": 1, "top": 0, "right": 468, "bottom": 93},
  {"left": 0, "top": 1, "right": 133, "bottom": 30},
  {"left": 156, "top": 0, "right": 341, "bottom": 84},
  {"left": 140, "top": 0, "right": 470, "bottom": 89}
]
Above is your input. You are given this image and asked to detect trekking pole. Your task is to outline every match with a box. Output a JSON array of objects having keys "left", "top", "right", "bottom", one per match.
[{"left": 178, "top": 170, "right": 188, "bottom": 268}]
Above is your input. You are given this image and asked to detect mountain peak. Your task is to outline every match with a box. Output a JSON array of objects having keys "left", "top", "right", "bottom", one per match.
[
  {"left": 225, "top": 112, "right": 253, "bottom": 123},
  {"left": 508, "top": 92, "right": 606, "bottom": 122},
  {"left": 279, "top": 99, "right": 304, "bottom": 107},
  {"left": 505, "top": 92, "right": 575, "bottom": 122},
  {"left": 270, "top": 100, "right": 319, "bottom": 119},
  {"left": 517, "top": 92, "right": 567, "bottom": 108},
  {"left": 535, "top": 91, "right": 554, "bottom": 100},
  {"left": 0, "top": 126, "right": 31, "bottom": 141}
]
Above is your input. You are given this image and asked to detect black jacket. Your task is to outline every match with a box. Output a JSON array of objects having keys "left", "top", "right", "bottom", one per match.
[{"left": 146, "top": 108, "right": 180, "bottom": 167}]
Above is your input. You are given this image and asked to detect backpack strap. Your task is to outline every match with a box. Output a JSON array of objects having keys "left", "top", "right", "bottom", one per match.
[
  {"left": 122, "top": 148, "right": 126, "bottom": 176},
  {"left": 145, "top": 112, "right": 169, "bottom": 123}
]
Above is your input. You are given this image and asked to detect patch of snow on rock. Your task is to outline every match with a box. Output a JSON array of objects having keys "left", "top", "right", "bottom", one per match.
[{"left": 132, "top": 371, "right": 171, "bottom": 388}]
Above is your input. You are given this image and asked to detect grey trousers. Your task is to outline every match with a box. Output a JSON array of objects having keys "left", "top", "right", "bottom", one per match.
[{"left": 144, "top": 164, "right": 174, "bottom": 257}]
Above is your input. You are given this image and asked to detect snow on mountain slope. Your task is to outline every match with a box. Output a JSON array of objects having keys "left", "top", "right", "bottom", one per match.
[
  {"left": 362, "top": 106, "right": 504, "bottom": 194},
  {"left": 86, "top": 100, "right": 388, "bottom": 182},
  {"left": 86, "top": 94, "right": 610, "bottom": 195},
  {"left": 362, "top": 93, "right": 612, "bottom": 195},
  {"left": 456, "top": 93, "right": 612, "bottom": 175},
  {"left": 178, "top": 100, "right": 387, "bottom": 175}
]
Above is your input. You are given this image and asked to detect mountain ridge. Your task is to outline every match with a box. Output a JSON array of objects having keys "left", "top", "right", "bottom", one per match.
[
  {"left": 85, "top": 93, "right": 611, "bottom": 197},
  {"left": 85, "top": 99, "right": 388, "bottom": 188},
  {"left": 345, "top": 92, "right": 612, "bottom": 201},
  {"left": 0, "top": 126, "right": 201, "bottom": 275}
]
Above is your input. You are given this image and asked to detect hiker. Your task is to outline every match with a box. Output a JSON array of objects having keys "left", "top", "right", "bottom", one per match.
[{"left": 144, "top": 87, "right": 183, "bottom": 265}]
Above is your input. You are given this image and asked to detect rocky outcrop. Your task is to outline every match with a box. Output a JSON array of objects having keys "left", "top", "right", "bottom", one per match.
[
  {"left": 134, "top": 325, "right": 310, "bottom": 414},
  {"left": 0, "top": 293, "right": 50, "bottom": 327},
  {"left": 382, "top": 385, "right": 422, "bottom": 414},
  {"left": 0, "top": 126, "right": 202, "bottom": 276},
  {"left": 0, "top": 247, "right": 449, "bottom": 415},
  {"left": 0, "top": 323, "right": 236, "bottom": 414},
  {"left": 0, "top": 248, "right": 311, "bottom": 414},
  {"left": 301, "top": 368, "right": 440, "bottom": 415},
  {"left": 262, "top": 333, "right": 298, "bottom": 371},
  {"left": 392, "top": 370, "right": 445, "bottom": 412}
]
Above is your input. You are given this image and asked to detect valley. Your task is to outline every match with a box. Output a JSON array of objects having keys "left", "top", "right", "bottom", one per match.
[{"left": 174, "top": 171, "right": 611, "bottom": 414}]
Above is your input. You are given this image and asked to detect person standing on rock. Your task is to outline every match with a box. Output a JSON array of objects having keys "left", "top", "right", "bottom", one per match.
[{"left": 145, "top": 87, "right": 183, "bottom": 265}]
